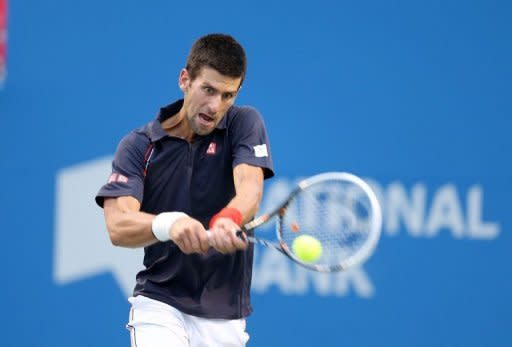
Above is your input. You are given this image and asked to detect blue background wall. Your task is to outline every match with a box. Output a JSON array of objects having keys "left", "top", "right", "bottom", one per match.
[{"left": 1, "top": 1, "right": 511, "bottom": 346}]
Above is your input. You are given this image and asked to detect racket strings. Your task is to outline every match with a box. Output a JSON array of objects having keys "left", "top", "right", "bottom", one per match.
[{"left": 280, "top": 180, "right": 374, "bottom": 266}]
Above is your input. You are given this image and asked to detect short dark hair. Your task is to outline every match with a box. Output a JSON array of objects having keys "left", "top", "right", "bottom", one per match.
[{"left": 185, "top": 33, "right": 247, "bottom": 86}]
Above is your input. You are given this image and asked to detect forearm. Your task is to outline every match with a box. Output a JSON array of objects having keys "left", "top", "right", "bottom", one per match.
[
  {"left": 207, "top": 164, "right": 264, "bottom": 253},
  {"left": 106, "top": 211, "right": 157, "bottom": 248},
  {"left": 227, "top": 164, "right": 264, "bottom": 223},
  {"left": 104, "top": 197, "right": 158, "bottom": 248},
  {"left": 227, "top": 182, "right": 262, "bottom": 223}
]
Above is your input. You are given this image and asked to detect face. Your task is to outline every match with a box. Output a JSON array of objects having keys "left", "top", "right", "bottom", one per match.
[{"left": 179, "top": 67, "right": 242, "bottom": 136}]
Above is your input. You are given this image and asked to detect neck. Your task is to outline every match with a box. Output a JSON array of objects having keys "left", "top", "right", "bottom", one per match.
[{"left": 161, "top": 109, "right": 195, "bottom": 142}]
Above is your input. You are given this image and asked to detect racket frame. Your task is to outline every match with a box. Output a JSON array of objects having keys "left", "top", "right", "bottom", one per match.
[{"left": 240, "top": 172, "right": 382, "bottom": 272}]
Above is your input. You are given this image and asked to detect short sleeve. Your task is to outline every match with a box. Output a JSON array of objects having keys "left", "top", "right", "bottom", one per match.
[
  {"left": 95, "top": 131, "right": 150, "bottom": 207},
  {"left": 229, "top": 106, "right": 274, "bottom": 179}
]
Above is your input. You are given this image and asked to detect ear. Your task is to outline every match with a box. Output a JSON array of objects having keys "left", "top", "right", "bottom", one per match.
[{"left": 178, "top": 68, "right": 190, "bottom": 92}]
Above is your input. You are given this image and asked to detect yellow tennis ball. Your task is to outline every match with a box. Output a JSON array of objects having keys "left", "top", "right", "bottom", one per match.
[{"left": 292, "top": 235, "right": 323, "bottom": 263}]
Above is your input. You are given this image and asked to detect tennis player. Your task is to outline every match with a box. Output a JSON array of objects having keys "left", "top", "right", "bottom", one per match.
[{"left": 95, "top": 33, "right": 274, "bottom": 347}]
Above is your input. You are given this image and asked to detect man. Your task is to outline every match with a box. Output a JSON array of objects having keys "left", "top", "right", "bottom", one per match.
[{"left": 95, "top": 33, "right": 274, "bottom": 347}]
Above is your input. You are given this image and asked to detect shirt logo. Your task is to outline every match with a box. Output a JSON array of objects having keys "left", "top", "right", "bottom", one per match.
[
  {"left": 108, "top": 173, "right": 129, "bottom": 184},
  {"left": 206, "top": 142, "right": 217, "bottom": 155},
  {"left": 253, "top": 144, "right": 268, "bottom": 158}
]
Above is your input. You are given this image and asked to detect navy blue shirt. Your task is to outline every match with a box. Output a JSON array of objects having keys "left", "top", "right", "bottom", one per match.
[{"left": 96, "top": 99, "right": 274, "bottom": 319}]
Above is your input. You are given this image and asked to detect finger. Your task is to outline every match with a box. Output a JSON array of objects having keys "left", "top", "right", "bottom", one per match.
[
  {"left": 229, "top": 229, "right": 247, "bottom": 250},
  {"left": 217, "top": 228, "right": 239, "bottom": 253},
  {"left": 213, "top": 230, "right": 231, "bottom": 254},
  {"left": 214, "top": 235, "right": 230, "bottom": 254},
  {"left": 180, "top": 230, "right": 193, "bottom": 254},
  {"left": 206, "top": 230, "right": 217, "bottom": 249},
  {"left": 208, "top": 226, "right": 223, "bottom": 252},
  {"left": 189, "top": 230, "right": 202, "bottom": 253},
  {"left": 191, "top": 224, "right": 208, "bottom": 254},
  {"left": 198, "top": 230, "right": 210, "bottom": 254},
  {"left": 235, "top": 230, "right": 247, "bottom": 243},
  {"left": 175, "top": 238, "right": 190, "bottom": 254}
]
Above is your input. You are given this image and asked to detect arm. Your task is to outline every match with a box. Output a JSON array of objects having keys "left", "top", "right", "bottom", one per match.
[
  {"left": 208, "top": 163, "right": 264, "bottom": 253},
  {"left": 99, "top": 132, "right": 211, "bottom": 252},
  {"left": 228, "top": 163, "right": 264, "bottom": 223},
  {"left": 103, "top": 196, "right": 159, "bottom": 248},
  {"left": 103, "top": 196, "right": 209, "bottom": 253}
]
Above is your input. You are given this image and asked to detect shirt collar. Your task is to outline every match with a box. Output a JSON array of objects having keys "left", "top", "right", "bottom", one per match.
[{"left": 147, "top": 99, "right": 229, "bottom": 142}]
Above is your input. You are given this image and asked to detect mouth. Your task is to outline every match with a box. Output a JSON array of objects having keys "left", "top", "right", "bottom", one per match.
[{"left": 197, "top": 113, "right": 215, "bottom": 126}]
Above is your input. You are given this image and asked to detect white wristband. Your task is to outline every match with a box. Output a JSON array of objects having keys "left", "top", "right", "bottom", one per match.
[{"left": 151, "top": 212, "right": 188, "bottom": 242}]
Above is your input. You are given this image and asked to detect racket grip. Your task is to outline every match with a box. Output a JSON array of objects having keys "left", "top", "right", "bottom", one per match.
[{"left": 236, "top": 230, "right": 247, "bottom": 242}]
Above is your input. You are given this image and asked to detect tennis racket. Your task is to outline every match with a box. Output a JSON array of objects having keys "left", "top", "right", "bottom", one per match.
[{"left": 236, "top": 172, "right": 382, "bottom": 272}]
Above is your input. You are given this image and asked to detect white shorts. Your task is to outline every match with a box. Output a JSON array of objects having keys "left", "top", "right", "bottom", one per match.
[{"left": 126, "top": 296, "right": 250, "bottom": 347}]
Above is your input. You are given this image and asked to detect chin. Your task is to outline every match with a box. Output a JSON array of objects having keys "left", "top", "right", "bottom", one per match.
[{"left": 194, "top": 127, "right": 215, "bottom": 136}]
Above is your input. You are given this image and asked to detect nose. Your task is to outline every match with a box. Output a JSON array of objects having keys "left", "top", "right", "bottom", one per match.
[{"left": 207, "top": 95, "right": 222, "bottom": 114}]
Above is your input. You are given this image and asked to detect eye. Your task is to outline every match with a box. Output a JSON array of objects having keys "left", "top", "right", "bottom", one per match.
[
  {"left": 203, "top": 86, "right": 215, "bottom": 95},
  {"left": 222, "top": 92, "right": 235, "bottom": 100}
]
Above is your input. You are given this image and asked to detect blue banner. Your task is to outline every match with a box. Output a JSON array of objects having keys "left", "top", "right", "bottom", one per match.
[{"left": 1, "top": 1, "right": 511, "bottom": 346}]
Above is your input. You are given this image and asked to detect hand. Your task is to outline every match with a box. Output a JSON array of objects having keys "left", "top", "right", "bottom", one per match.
[
  {"left": 208, "top": 217, "right": 247, "bottom": 254},
  {"left": 170, "top": 217, "right": 210, "bottom": 254}
]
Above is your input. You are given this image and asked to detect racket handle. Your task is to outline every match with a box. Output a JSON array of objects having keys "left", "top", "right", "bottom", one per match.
[{"left": 236, "top": 230, "right": 247, "bottom": 242}]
